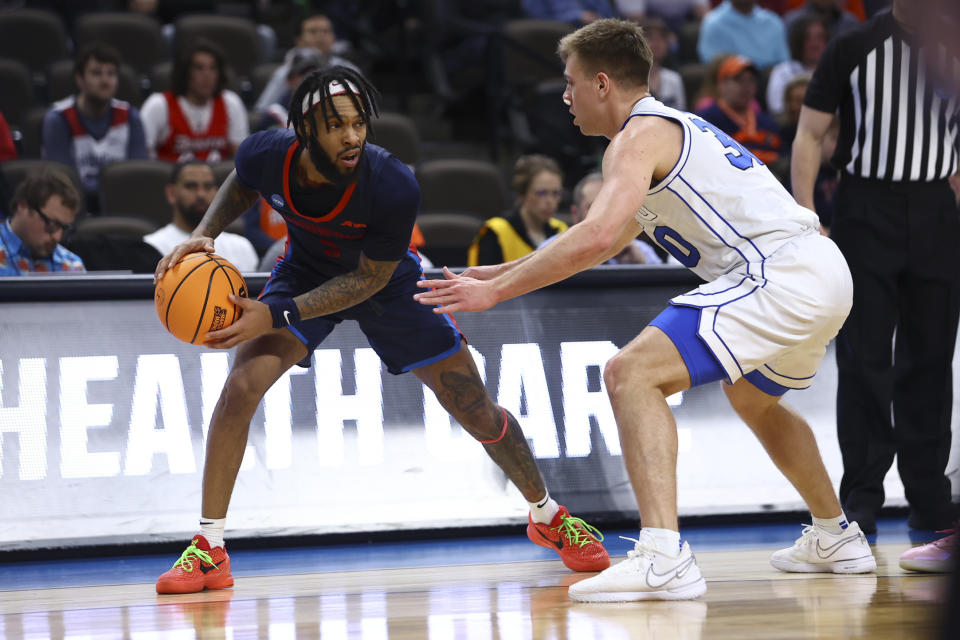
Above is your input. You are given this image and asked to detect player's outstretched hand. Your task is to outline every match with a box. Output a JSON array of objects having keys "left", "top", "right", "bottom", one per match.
[
  {"left": 414, "top": 267, "right": 499, "bottom": 313},
  {"left": 154, "top": 236, "right": 215, "bottom": 283},
  {"left": 204, "top": 295, "right": 272, "bottom": 349}
]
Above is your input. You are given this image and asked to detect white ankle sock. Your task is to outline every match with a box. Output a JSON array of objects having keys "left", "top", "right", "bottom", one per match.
[
  {"left": 199, "top": 517, "right": 226, "bottom": 548},
  {"left": 813, "top": 512, "right": 849, "bottom": 535},
  {"left": 528, "top": 492, "right": 560, "bottom": 524},
  {"left": 641, "top": 527, "right": 682, "bottom": 555}
]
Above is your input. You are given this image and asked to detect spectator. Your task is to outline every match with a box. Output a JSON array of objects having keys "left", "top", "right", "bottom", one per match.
[
  {"left": 698, "top": 55, "right": 783, "bottom": 164},
  {"left": 646, "top": 0, "right": 710, "bottom": 32},
  {"left": 254, "top": 50, "right": 325, "bottom": 132},
  {"left": 144, "top": 161, "right": 258, "bottom": 272},
  {"left": 42, "top": 43, "right": 148, "bottom": 213},
  {"left": 778, "top": 74, "right": 811, "bottom": 152},
  {"left": 541, "top": 172, "right": 662, "bottom": 264},
  {"left": 698, "top": 0, "right": 790, "bottom": 69},
  {"left": 521, "top": 0, "right": 618, "bottom": 25},
  {"left": 0, "top": 168, "right": 85, "bottom": 275},
  {"left": 254, "top": 14, "right": 359, "bottom": 112},
  {"left": 640, "top": 16, "right": 686, "bottom": 110},
  {"left": 612, "top": 0, "right": 646, "bottom": 22},
  {"left": 140, "top": 41, "right": 249, "bottom": 163},
  {"left": 766, "top": 16, "right": 829, "bottom": 116},
  {"left": 468, "top": 154, "right": 568, "bottom": 266},
  {"left": 784, "top": 0, "right": 861, "bottom": 40},
  {"left": 0, "top": 111, "right": 16, "bottom": 163}
]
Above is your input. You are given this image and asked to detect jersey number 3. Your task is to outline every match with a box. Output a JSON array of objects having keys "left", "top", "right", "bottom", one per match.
[{"left": 691, "top": 117, "right": 763, "bottom": 171}]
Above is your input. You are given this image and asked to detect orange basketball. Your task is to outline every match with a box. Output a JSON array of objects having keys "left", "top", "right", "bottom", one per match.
[{"left": 154, "top": 253, "right": 248, "bottom": 344}]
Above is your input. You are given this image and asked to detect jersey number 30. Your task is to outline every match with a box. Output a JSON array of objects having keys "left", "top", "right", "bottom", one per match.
[{"left": 691, "top": 117, "right": 763, "bottom": 171}]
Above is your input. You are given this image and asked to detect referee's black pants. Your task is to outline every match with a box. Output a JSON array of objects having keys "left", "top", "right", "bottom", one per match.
[{"left": 831, "top": 175, "right": 959, "bottom": 523}]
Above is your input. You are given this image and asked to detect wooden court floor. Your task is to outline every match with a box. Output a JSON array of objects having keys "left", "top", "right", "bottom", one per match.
[{"left": 0, "top": 542, "right": 950, "bottom": 639}]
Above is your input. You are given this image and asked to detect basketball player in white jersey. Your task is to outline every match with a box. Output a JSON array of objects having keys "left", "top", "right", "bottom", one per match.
[{"left": 414, "top": 18, "right": 876, "bottom": 601}]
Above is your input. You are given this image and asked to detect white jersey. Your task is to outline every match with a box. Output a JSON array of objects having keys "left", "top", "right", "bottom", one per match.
[{"left": 628, "top": 96, "right": 819, "bottom": 284}]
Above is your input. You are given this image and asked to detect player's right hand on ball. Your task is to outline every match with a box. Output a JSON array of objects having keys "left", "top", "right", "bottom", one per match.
[{"left": 154, "top": 237, "right": 216, "bottom": 283}]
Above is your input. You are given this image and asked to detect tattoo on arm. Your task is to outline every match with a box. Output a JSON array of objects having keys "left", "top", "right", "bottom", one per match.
[
  {"left": 294, "top": 253, "right": 400, "bottom": 320},
  {"left": 196, "top": 171, "right": 259, "bottom": 238}
]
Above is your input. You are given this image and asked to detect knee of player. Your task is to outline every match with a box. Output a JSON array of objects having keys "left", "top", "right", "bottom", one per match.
[
  {"left": 603, "top": 352, "right": 644, "bottom": 393},
  {"left": 220, "top": 372, "right": 267, "bottom": 410}
]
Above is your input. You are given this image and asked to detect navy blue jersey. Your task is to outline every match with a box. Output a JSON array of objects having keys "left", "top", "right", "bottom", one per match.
[{"left": 234, "top": 128, "right": 420, "bottom": 284}]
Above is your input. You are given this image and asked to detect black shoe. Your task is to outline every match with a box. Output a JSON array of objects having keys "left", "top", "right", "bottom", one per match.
[{"left": 843, "top": 506, "right": 877, "bottom": 534}]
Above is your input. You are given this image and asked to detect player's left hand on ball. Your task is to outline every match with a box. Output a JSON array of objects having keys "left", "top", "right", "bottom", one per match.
[
  {"left": 414, "top": 275, "right": 498, "bottom": 313},
  {"left": 204, "top": 295, "right": 272, "bottom": 348}
]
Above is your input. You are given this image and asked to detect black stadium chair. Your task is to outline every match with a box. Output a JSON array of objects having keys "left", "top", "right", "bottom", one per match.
[
  {"left": 74, "top": 12, "right": 166, "bottom": 76},
  {"left": 73, "top": 215, "right": 159, "bottom": 238},
  {"left": 416, "top": 212, "right": 484, "bottom": 268},
  {"left": 0, "top": 159, "right": 85, "bottom": 211},
  {"left": 372, "top": 112, "right": 421, "bottom": 166},
  {"left": 175, "top": 14, "right": 262, "bottom": 81},
  {"left": 16, "top": 106, "right": 47, "bottom": 159},
  {"left": 46, "top": 60, "right": 142, "bottom": 107},
  {"left": 416, "top": 159, "right": 509, "bottom": 220},
  {"left": 99, "top": 160, "right": 173, "bottom": 227},
  {"left": 0, "top": 58, "right": 33, "bottom": 127},
  {"left": 0, "top": 9, "right": 68, "bottom": 78}
]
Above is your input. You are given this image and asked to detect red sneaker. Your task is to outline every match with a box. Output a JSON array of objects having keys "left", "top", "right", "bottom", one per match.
[
  {"left": 527, "top": 505, "right": 610, "bottom": 572},
  {"left": 156, "top": 535, "right": 234, "bottom": 594}
]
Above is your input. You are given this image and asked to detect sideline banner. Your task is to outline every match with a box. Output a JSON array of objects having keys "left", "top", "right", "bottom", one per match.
[{"left": 1, "top": 270, "right": 957, "bottom": 549}]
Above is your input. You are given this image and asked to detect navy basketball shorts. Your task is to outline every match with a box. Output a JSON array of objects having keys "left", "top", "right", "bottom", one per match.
[{"left": 258, "top": 259, "right": 463, "bottom": 373}]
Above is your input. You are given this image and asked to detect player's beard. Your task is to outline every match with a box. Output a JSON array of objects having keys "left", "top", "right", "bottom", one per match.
[{"left": 307, "top": 138, "right": 363, "bottom": 189}]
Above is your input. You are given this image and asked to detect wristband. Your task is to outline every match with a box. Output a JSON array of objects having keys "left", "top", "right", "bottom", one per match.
[{"left": 268, "top": 299, "right": 301, "bottom": 329}]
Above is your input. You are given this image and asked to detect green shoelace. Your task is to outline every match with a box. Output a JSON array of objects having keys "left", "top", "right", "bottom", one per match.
[
  {"left": 556, "top": 515, "right": 605, "bottom": 548},
  {"left": 171, "top": 539, "right": 216, "bottom": 572}
]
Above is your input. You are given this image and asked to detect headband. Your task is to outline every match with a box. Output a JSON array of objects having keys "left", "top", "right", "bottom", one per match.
[{"left": 301, "top": 79, "right": 361, "bottom": 115}]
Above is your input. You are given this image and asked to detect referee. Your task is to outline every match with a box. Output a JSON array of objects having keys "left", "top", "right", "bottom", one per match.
[{"left": 792, "top": 0, "right": 960, "bottom": 534}]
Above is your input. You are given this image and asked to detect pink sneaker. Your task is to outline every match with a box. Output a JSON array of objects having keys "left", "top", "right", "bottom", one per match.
[{"left": 899, "top": 526, "right": 957, "bottom": 573}]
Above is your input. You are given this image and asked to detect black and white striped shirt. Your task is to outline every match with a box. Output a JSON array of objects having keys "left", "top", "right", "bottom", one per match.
[{"left": 805, "top": 10, "right": 959, "bottom": 182}]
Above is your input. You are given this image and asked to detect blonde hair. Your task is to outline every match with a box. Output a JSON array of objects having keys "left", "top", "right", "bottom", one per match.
[
  {"left": 557, "top": 18, "right": 653, "bottom": 90},
  {"left": 512, "top": 154, "right": 563, "bottom": 199}
]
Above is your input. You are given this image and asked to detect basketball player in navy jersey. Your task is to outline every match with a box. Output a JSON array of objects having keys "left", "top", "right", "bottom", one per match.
[{"left": 151, "top": 67, "right": 608, "bottom": 594}]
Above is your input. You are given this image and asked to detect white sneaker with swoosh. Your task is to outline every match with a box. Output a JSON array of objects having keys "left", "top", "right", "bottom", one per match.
[
  {"left": 568, "top": 535, "right": 707, "bottom": 602},
  {"left": 770, "top": 522, "right": 877, "bottom": 573}
]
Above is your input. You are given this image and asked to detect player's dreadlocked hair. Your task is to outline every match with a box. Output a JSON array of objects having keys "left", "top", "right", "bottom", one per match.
[{"left": 287, "top": 65, "right": 381, "bottom": 141}]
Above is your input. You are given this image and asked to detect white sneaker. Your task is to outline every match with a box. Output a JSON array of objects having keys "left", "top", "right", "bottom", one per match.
[
  {"left": 770, "top": 523, "right": 877, "bottom": 573},
  {"left": 568, "top": 535, "right": 707, "bottom": 602}
]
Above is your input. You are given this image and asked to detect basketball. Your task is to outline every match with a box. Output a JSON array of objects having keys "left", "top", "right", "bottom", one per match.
[{"left": 154, "top": 253, "right": 248, "bottom": 344}]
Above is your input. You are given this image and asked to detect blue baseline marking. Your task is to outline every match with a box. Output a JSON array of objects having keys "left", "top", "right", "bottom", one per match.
[{"left": 676, "top": 176, "right": 768, "bottom": 281}]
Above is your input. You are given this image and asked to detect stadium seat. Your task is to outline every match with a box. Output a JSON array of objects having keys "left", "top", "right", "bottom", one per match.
[
  {"left": 502, "top": 19, "right": 572, "bottom": 89},
  {"left": 416, "top": 212, "right": 484, "bottom": 268},
  {"left": 372, "top": 112, "right": 421, "bottom": 167},
  {"left": 175, "top": 14, "right": 262, "bottom": 81},
  {"left": 0, "top": 9, "right": 68, "bottom": 77},
  {"left": 73, "top": 215, "right": 159, "bottom": 238},
  {"left": 679, "top": 63, "right": 710, "bottom": 110},
  {"left": 99, "top": 160, "right": 173, "bottom": 226},
  {"left": 0, "top": 59, "right": 33, "bottom": 127},
  {"left": 74, "top": 12, "right": 166, "bottom": 76},
  {"left": 16, "top": 106, "right": 47, "bottom": 159},
  {"left": 210, "top": 161, "right": 235, "bottom": 187},
  {"left": 416, "top": 159, "right": 508, "bottom": 220},
  {"left": 1, "top": 159, "right": 85, "bottom": 210},
  {"left": 250, "top": 62, "right": 280, "bottom": 103},
  {"left": 677, "top": 21, "right": 701, "bottom": 65},
  {"left": 46, "top": 60, "right": 142, "bottom": 107}
]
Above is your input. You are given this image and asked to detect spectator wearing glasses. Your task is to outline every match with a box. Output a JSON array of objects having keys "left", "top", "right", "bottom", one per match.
[
  {"left": 468, "top": 154, "right": 568, "bottom": 266},
  {"left": 0, "top": 168, "right": 85, "bottom": 275}
]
